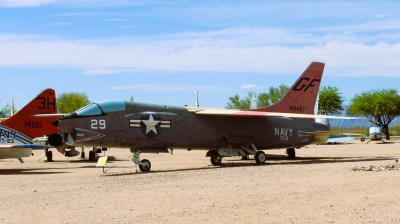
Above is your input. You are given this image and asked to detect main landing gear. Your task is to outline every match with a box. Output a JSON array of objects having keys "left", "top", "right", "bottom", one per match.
[
  {"left": 88, "top": 150, "right": 96, "bottom": 161},
  {"left": 45, "top": 148, "right": 53, "bottom": 162},
  {"left": 210, "top": 156, "right": 222, "bottom": 166},
  {"left": 131, "top": 150, "right": 151, "bottom": 172},
  {"left": 80, "top": 147, "right": 85, "bottom": 159},
  {"left": 87, "top": 147, "right": 108, "bottom": 161},
  {"left": 286, "top": 148, "right": 296, "bottom": 160},
  {"left": 207, "top": 144, "right": 267, "bottom": 166},
  {"left": 254, "top": 151, "right": 266, "bottom": 164}
]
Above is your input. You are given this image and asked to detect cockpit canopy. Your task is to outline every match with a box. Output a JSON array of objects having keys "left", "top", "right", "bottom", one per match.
[{"left": 75, "top": 101, "right": 126, "bottom": 116}]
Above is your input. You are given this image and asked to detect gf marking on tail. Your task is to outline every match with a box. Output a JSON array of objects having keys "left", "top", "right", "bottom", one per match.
[{"left": 293, "top": 78, "right": 321, "bottom": 92}]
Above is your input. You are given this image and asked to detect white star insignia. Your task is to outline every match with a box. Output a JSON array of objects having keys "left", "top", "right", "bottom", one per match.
[{"left": 142, "top": 114, "right": 160, "bottom": 135}]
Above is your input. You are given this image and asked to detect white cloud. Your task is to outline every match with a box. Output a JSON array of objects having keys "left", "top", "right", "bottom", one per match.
[
  {"left": 0, "top": 0, "right": 155, "bottom": 8},
  {"left": 45, "top": 22, "right": 72, "bottom": 26},
  {"left": 55, "top": 12, "right": 99, "bottom": 17},
  {"left": 1, "top": 24, "right": 400, "bottom": 76},
  {"left": 240, "top": 84, "right": 262, "bottom": 90},
  {"left": 0, "top": 0, "right": 56, "bottom": 7},
  {"left": 83, "top": 69, "right": 120, "bottom": 76},
  {"left": 109, "top": 83, "right": 227, "bottom": 92}
]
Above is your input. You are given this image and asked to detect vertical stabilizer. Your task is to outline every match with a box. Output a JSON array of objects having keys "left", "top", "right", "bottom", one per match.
[
  {"left": 0, "top": 89, "right": 59, "bottom": 138},
  {"left": 251, "top": 62, "right": 325, "bottom": 114}
]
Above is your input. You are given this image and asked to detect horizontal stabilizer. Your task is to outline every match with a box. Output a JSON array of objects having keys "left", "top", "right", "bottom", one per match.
[
  {"left": 0, "top": 144, "right": 48, "bottom": 149},
  {"left": 34, "top": 113, "right": 69, "bottom": 117}
]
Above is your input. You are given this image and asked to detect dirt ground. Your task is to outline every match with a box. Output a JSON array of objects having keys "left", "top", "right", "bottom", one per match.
[{"left": 1, "top": 141, "right": 400, "bottom": 224}]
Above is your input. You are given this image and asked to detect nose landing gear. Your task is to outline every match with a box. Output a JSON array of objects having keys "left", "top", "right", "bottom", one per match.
[
  {"left": 131, "top": 150, "right": 151, "bottom": 172},
  {"left": 138, "top": 159, "right": 151, "bottom": 172}
]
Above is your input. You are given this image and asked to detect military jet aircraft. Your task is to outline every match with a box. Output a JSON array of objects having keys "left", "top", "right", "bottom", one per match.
[
  {"left": 0, "top": 89, "right": 60, "bottom": 162},
  {"left": 1, "top": 89, "right": 106, "bottom": 162},
  {"left": 49, "top": 62, "right": 362, "bottom": 172}
]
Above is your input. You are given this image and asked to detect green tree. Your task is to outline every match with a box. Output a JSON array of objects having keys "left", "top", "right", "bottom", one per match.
[
  {"left": 0, "top": 103, "right": 15, "bottom": 118},
  {"left": 57, "top": 92, "right": 90, "bottom": 113},
  {"left": 268, "top": 84, "right": 289, "bottom": 104},
  {"left": 0, "top": 106, "right": 10, "bottom": 118},
  {"left": 348, "top": 89, "right": 400, "bottom": 140},
  {"left": 257, "top": 93, "right": 269, "bottom": 108},
  {"left": 226, "top": 93, "right": 252, "bottom": 109},
  {"left": 318, "top": 86, "right": 344, "bottom": 114},
  {"left": 226, "top": 84, "right": 289, "bottom": 109}
]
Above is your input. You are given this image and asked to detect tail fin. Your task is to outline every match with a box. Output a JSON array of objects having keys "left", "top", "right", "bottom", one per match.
[
  {"left": 251, "top": 62, "right": 325, "bottom": 114},
  {"left": 0, "top": 89, "right": 59, "bottom": 138}
]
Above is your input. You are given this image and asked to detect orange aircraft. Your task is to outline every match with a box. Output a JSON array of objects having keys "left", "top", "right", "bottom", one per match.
[{"left": 0, "top": 89, "right": 60, "bottom": 162}]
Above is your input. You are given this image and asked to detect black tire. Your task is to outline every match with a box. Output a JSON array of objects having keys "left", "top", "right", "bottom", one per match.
[
  {"left": 88, "top": 151, "right": 95, "bottom": 161},
  {"left": 81, "top": 151, "right": 85, "bottom": 159},
  {"left": 210, "top": 156, "right": 222, "bottom": 166},
  {"left": 241, "top": 155, "right": 249, "bottom": 160},
  {"left": 255, "top": 151, "right": 266, "bottom": 164},
  {"left": 139, "top": 159, "right": 151, "bottom": 172},
  {"left": 46, "top": 151, "right": 53, "bottom": 162},
  {"left": 96, "top": 148, "right": 102, "bottom": 154},
  {"left": 286, "top": 148, "right": 296, "bottom": 160}
]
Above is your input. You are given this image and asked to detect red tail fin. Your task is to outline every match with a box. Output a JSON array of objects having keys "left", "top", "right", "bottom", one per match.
[
  {"left": 0, "top": 89, "right": 59, "bottom": 138},
  {"left": 252, "top": 62, "right": 325, "bottom": 114}
]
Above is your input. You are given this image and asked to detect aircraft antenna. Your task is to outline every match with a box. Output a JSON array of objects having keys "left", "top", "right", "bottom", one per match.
[
  {"left": 194, "top": 91, "right": 200, "bottom": 107},
  {"left": 250, "top": 92, "right": 257, "bottom": 109},
  {"left": 11, "top": 97, "right": 15, "bottom": 116}
]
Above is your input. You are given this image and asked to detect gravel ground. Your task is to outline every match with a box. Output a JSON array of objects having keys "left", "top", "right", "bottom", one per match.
[{"left": 1, "top": 141, "right": 400, "bottom": 224}]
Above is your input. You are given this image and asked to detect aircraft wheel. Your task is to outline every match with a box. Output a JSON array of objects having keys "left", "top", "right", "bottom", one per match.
[
  {"left": 46, "top": 151, "right": 53, "bottom": 162},
  {"left": 210, "top": 156, "right": 222, "bottom": 166},
  {"left": 81, "top": 151, "right": 85, "bottom": 159},
  {"left": 88, "top": 151, "right": 95, "bottom": 161},
  {"left": 255, "top": 151, "right": 266, "bottom": 164},
  {"left": 286, "top": 148, "right": 296, "bottom": 160},
  {"left": 139, "top": 159, "right": 151, "bottom": 172}
]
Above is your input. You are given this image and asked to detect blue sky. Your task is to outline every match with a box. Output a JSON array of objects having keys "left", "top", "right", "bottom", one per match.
[{"left": 1, "top": 0, "right": 400, "bottom": 109}]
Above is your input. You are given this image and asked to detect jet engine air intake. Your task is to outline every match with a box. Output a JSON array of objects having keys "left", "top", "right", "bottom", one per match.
[{"left": 48, "top": 133, "right": 64, "bottom": 147}]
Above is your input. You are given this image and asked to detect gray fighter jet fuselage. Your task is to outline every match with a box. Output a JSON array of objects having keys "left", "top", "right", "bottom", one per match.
[{"left": 55, "top": 102, "right": 329, "bottom": 150}]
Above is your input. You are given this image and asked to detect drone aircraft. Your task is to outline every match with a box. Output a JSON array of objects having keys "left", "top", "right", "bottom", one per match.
[
  {"left": 0, "top": 89, "right": 59, "bottom": 162},
  {"left": 49, "top": 62, "right": 360, "bottom": 172}
]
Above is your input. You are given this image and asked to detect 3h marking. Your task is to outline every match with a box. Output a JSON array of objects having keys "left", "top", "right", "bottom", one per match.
[{"left": 37, "top": 97, "right": 56, "bottom": 110}]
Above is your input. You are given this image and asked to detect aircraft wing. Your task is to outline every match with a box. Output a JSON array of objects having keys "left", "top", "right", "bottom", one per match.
[
  {"left": 188, "top": 108, "right": 365, "bottom": 120},
  {"left": 326, "top": 137, "right": 355, "bottom": 143},
  {"left": 302, "top": 131, "right": 364, "bottom": 136},
  {"left": 0, "top": 144, "right": 48, "bottom": 149}
]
